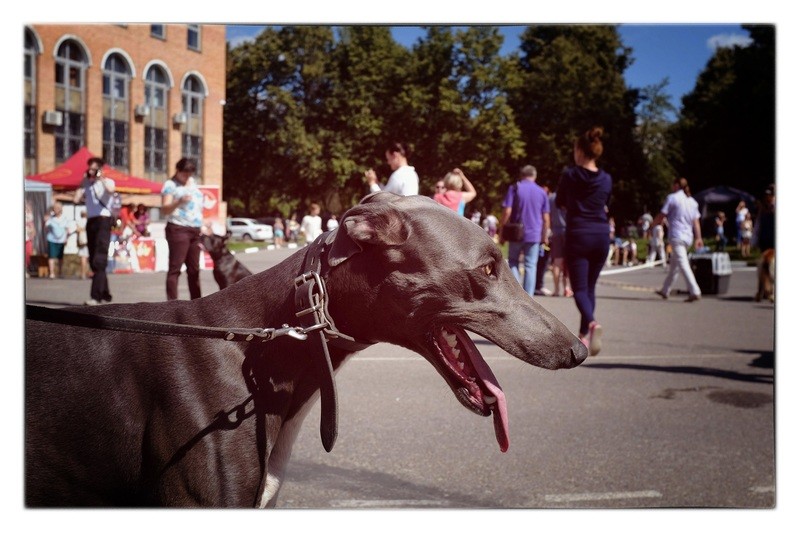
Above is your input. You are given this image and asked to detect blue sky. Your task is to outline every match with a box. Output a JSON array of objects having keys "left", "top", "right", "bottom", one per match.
[{"left": 226, "top": 24, "right": 752, "bottom": 112}]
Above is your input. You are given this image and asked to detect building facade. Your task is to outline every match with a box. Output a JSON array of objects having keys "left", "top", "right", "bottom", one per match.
[{"left": 24, "top": 23, "right": 226, "bottom": 188}]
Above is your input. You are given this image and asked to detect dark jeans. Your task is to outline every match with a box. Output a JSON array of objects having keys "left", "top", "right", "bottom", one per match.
[
  {"left": 86, "top": 216, "right": 112, "bottom": 301},
  {"left": 566, "top": 232, "right": 609, "bottom": 336},
  {"left": 165, "top": 223, "right": 202, "bottom": 300}
]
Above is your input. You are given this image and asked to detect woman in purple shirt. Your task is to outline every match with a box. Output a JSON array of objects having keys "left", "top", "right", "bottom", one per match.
[{"left": 556, "top": 127, "right": 612, "bottom": 356}]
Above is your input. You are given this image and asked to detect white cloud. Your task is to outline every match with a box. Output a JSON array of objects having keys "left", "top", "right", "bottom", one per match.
[{"left": 707, "top": 33, "right": 753, "bottom": 50}]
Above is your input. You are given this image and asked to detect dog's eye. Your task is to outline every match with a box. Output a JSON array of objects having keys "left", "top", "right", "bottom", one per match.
[{"left": 483, "top": 264, "right": 496, "bottom": 278}]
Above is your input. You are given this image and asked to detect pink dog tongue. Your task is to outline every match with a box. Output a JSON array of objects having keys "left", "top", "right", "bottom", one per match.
[
  {"left": 462, "top": 339, "right": 510, "bottom": 452},
  {"left": 483, "top": 377, "right": 510, "bottom": 453}
]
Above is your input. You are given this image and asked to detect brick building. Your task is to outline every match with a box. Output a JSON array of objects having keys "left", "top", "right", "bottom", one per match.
[{"left": 24, "top": 23, "right": 226, "bottom": 190}]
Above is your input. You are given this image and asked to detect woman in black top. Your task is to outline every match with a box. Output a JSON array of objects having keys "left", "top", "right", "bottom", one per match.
[{"left": 556, "top": 127, "right": 612, "bottom": 356}]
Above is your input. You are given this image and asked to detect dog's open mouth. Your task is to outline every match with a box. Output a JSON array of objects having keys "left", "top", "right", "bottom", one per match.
[{"left": 431, "top": 325, "right": 509, "bottom": 452}]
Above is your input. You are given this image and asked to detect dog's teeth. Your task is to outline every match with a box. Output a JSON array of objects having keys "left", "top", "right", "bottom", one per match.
[
  {"left": 444, "top": 332, "right": 458, "bottom": 347},
  {"left": 458, "top": 361, "right": 465, "bottom": 371},
  {"left": 485, "top": 395, "right": 497, "bottom": 405},
  {"left": 452, "top": 348, "right": 460, "bottom": 359}
]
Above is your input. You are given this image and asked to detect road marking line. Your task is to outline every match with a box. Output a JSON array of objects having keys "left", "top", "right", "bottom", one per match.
[
  {"left": 599, "top": 262, "right": 755, "bottom": 276},
  {"left": 352, "top": 353, "right": 750, "bottom": 362},
  {"left": 600, "top": 262, "right": 666, "bottom": 275},
  {"left": 749, "top": 486, "right": 775, "bottom": 493},
  {"left": 329, "top": 499, "right": 448, "bottom": 508},
  {"left": 544, "top": 490, "right": 662, "bottom": 503}
]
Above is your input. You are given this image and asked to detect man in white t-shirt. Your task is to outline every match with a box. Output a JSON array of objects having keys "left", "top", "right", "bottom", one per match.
[
  {"left": 300, "top": 203, "right": 323, "bottom": 244},
  {"left": 364, "top": 141, "right": 419, "bottom": 196},
  {"left": 654, "top": 178, "right": 704, "bottom": 302}
]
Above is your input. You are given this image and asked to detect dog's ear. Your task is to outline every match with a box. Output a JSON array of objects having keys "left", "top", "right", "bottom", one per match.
[
  {"left": 359, "top": 191, "right": 404, "bottom": 205},
  {"left": 328, "top": 203, "right": 409, "bottom": 267}
]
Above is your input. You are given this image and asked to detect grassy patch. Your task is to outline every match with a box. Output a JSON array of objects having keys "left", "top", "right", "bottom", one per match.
[
  {"left": 501, "top": 237, "right": 763, "bottom": 267},
  {"left": 633, "top": 238, "right": 763, "bottom": 266}
]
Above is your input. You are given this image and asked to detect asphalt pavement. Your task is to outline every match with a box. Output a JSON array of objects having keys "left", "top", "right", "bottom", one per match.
[{"left": 21, "top": 246, "right": 779, "bottom": 511}]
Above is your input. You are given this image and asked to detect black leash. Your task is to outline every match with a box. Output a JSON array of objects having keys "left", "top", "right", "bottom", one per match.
[{"left": 24, "top": 304, "right": 310, "bottom": 343}]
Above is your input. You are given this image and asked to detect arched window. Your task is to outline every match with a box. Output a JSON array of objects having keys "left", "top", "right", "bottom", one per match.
[
  {"left": 143, "top": 65, "right": 169, "bottom": 180},
  {"left": 102, "top": 53, "right": 132, "bottom": 171},
  {"left": 54, "top": 39, "right": 88, "bottom": 162},
  {"left": 24, "top": 29, "right": 39, "bottom": 175},
  {"left": 181, "top": 75, "right": 204, "bottom": 177}
]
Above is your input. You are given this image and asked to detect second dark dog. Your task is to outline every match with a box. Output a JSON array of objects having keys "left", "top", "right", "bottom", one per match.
[
  {"left": 755, "top": 248, "right": 775, "bottom": 302},
  {"left": 200, "top": 233, "right": 253, "bottom": 290}
]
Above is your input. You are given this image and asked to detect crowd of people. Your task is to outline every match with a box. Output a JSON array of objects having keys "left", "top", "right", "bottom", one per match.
[{"left": 29, "top": 140, "right": 776, "bottom": 360}]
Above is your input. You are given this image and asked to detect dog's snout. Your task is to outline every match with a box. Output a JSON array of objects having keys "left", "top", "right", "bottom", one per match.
[{"left": 571, "top": 339, "right": 589, "bottom": 366}]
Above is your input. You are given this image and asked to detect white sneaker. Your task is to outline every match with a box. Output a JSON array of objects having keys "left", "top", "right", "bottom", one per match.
[{"left": 84, "top": 299, "right": 100, "bottom": 306}]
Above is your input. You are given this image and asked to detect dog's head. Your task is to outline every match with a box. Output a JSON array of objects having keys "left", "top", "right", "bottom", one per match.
[
  {"left": 324, "top": 192, "right": 587, "bottom": 452},
  {"left": 200, "top": 233, "right": 230, "bottom": 260}
]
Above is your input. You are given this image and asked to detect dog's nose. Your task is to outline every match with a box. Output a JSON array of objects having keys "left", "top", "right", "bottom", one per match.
[{"left": 571, "top": 339, "right": 589, "bottom": 365}]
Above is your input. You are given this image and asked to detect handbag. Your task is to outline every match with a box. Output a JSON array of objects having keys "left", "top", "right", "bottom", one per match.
[{"left": 501, "top": 184, "right": 525, "bottom": 241}]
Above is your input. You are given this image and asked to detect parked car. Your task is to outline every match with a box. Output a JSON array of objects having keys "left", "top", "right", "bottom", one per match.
[{"left": 226, "top": 217, "right": 274, "bottom": 242}]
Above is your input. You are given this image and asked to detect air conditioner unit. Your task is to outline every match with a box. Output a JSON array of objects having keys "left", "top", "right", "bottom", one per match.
[
  {"left": 134, "top": 105, "right": 150, "bottom": 117},
  {"left": 42, "top": 110, "right": 63, "bottom": 127},
  {"left": 172, "top": 112, "right": 188, "bottom": 125}
]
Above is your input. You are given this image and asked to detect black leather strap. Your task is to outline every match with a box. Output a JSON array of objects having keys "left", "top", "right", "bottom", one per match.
[{"left": 295, "top": 234, "right": 340, "bottom": 452}]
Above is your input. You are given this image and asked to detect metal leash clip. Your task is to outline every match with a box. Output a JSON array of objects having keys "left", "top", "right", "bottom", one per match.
[{"left": 270, "top": 324, "right": 308, "bottom": 341}]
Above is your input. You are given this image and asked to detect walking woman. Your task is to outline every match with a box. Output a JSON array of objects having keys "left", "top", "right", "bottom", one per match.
[{"left": 556, "top": 127, "right": 612, "bottom": 356}]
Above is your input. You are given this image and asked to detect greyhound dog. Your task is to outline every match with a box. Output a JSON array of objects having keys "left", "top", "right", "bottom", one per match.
[
  {"left": 25, "top": 192, "right": 587, "bottom": 508},
  {"left": 200, "top": 233, "right": 254, "bottom": 290}
]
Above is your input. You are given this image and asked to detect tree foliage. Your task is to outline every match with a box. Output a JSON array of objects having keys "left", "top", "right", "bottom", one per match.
[
  {"left": 635, "top": 79, "right": 681, "bottom": 211},
  {"left": 224, "top": 27, "right": 337, "bottom": 216},
  {"left": 507, "top": 25, "right": 648, "bottom": 223},
  {"left": 675, "top": 25, "right": 775, "bottom": 198},
  {"left": 224, "top": 26, "right": 528, "bottom": 217},
  {"left": 223, "top": 24, "right": 774, "bottom": 228}
]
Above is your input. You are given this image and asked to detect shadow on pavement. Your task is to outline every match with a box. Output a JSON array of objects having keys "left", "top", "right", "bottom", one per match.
[
  {"left": 24, "top": 299, "right": 79, "bottom": 308},
  {"left": 584, "top": 361, "right": 773, "bottom": 385},
  {"left": 740, "top": 350, "right": 775, "bottom": 369}
]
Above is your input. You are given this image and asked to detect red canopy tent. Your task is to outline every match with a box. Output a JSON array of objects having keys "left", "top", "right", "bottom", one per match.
[{"left": 26, "top": 147, "right": 163, "bottom": 194}]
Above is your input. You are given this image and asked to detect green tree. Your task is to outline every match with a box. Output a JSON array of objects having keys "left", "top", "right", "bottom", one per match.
[
  {"left": 323, "top": 26, "right": 412, "bottom": 212},
  {"left": 676, "top": 25, "right": 775, "bottom": 198},
  {"left": 224, "top": 27, "right": 337, "bottom": 216},
  {"left": 508, "top": 25, "right": 647, "bottom": 222},
  {"left": 224, "top": 25, "right": 658, "bottom": 224},
  {"left": 635, "top": 79, "right": 681, "bottom": 212},
  {"left": 398, "top": 26, "right": 525, "bottom": 211}
]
